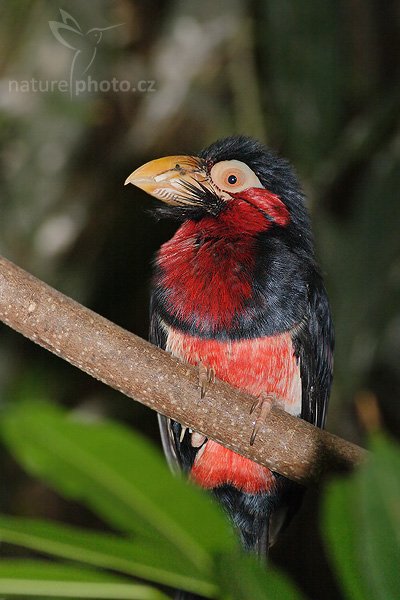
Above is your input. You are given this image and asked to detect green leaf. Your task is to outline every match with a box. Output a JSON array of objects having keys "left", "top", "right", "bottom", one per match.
[
  {"left": 360, "top": 436, "right": 400, "bottom": 599},
  {"left": 323, "top": 478, "right": 366, "bottom": 600},
  {"left": 0, "top": 515, "right": 216, "bottom": 598},
  {"left": 0, "top": 560, "right": 169, "bottom": 599},
  {"left": 324, "top": 434, "right": 400, "bottom": 600},
  {"left": 0, "top": 401, "right": 236, "bottom": 573},
  {"left": 216, "top": 552, "right": 306, "bottom": 600}
]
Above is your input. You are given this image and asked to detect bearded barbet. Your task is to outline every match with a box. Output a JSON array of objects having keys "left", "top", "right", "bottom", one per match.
[{"left": 125, "top": 136, "right": 334, "bottom": 597}]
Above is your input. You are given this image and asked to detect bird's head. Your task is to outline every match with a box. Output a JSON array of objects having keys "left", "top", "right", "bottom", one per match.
[{"left": 125, "top": 136, "right": 313, "bottom": 251}]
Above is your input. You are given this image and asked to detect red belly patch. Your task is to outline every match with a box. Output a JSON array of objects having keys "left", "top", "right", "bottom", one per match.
[
  {"left": 165, "top": 327, "right": 301, "bottom": 493},
  {"left": 190, "top": 440, "right": 276, "bottom": 494},
  {"left": 166, "top": 329, "right": 301, "bottom": 413}
]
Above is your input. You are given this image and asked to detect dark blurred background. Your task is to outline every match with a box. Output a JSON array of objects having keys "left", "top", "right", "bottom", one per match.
[{"left": 0, "top": 1, "right": 399, "bottom": 598}]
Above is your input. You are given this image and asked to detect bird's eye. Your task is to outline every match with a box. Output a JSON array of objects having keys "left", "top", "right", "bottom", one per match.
[{"left": 210, "top": 160, "right": 263, "bottom": 194}]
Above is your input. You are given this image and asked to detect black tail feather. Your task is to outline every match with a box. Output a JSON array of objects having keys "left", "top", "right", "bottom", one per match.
[{"left": 213, "top": 484, "right": 271, "bottom": 556}]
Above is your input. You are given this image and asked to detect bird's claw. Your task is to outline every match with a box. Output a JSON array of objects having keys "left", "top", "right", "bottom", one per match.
[
  {"left": 198, "top": 362, "right": 215, "bottom": 399},
  {"left": 179, "top": 426, "right": 207, "bottom": 448},
  {"left": 250, "top": 393, "right": 276, "bottom": 446}
]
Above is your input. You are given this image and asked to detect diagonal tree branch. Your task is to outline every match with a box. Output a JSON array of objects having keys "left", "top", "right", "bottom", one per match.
[{"left": 0, "top": 255, "right": 366, "bottom": 485}]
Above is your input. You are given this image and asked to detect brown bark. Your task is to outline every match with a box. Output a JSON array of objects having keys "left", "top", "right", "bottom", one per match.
[{"left": 0, "top": 255, "right": 366, "bottom": 485}]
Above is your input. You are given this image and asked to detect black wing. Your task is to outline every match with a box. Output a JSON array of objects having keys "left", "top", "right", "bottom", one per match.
[
  {"left": 149, "top": 299, "right": 179, "bottom": 472},
  {"left": 149, "top": 296, "right": 198, "bottom": 474},
  {"left": 267, "top": 275, "right": 333, "bottom": 547},
  {"left": 293, "top": 274, "right": 334, "bottom": 428}
]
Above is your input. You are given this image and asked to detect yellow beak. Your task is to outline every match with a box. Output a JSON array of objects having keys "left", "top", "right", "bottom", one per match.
[{"left": 124, "top": 155, "right": 211, "bottom": 206}]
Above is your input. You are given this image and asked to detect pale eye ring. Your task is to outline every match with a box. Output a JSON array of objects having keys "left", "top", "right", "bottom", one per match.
[{"left": 210, "top": 159, "right": 263, "bottom": 193}]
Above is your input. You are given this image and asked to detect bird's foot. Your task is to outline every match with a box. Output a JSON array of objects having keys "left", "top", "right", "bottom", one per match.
[
  {"left": 250, "top": 393, "right": 277, "bottom": 446},
  {"left": 198, "top": 362, "right": 215, "bottom": 400},
  {"left": 179, "top": 426, "right": 207, "bottom": 448}
]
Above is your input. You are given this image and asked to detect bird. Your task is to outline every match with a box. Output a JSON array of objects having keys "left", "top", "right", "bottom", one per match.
[{"left": 125, "top": 136, "right": 334, "bottom": 596}]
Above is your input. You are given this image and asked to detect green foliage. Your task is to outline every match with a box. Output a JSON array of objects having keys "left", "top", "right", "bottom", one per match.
[
  {"left": 0, "top": 400, "right": 298, "bottom": 600},
  {"left": 0, "top": 560, "right": 169, "bottom": 599},
  {"left": 216, "top": 553, "right": 305, "bottom": 600},
  {"left": 0, "top": 516, "right": 211, "bottom": 595},
  {"left": 1, "top": 400, "right": 234, "bottom": 565},
  {"left": 324, "top": 434, "right": 400, "bottom": 600},
  {"left": 0, "top": 400, "right": 306, "bottom": 599},
  {"left": 0, "top": 400, "right": 229, "bottom": 598},
  {"left": 0, "top": 400, "right": 399, "bottom": 599}
]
